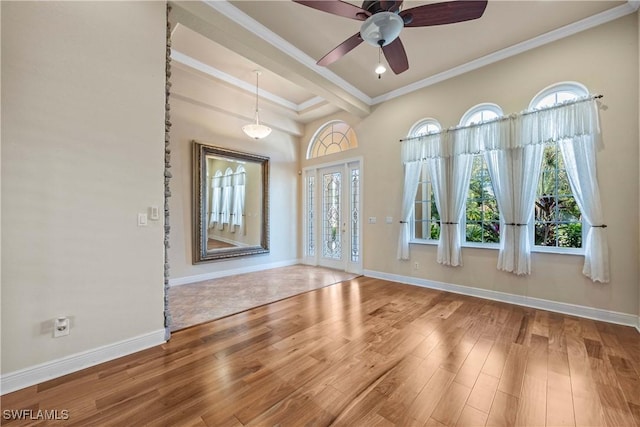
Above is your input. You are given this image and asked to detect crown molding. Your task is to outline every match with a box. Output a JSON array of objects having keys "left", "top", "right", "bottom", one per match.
[
  {"left": 202, "top": 0, "right": 372, "bottom": 105},
  {"left": 171, "top": 50, "right": 295, "bottom": 110},
  {"left": 372, "top": 0, "right": 640, "bottom": 105},
  {"left": 297, "top": 96, "right": 326, "bottom": 112},
  {"left": 172, "top": 50, "right": 328, "bottom": 114},
  {"left": 197, "top": 0, "right": 638, "bottom": 111}
]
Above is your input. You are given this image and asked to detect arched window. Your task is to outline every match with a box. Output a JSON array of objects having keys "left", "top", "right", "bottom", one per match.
[
  {"left": 408, "top": 118, "right": 441, "bottom": 138},
  {"left": 460, "top": 104, "right": 503, "bottom": 245},
  {"left": 408, "top": 118, "right": 442, "bottom": 242},
  {"left": 460, "top": 103, "right": 502, "bottom": 126},
  {"left": 530, "top": 82, "right": 588, "bottom": 250},
  {"left": 307, "top": 120, "right": 358, "bottom": 159}
]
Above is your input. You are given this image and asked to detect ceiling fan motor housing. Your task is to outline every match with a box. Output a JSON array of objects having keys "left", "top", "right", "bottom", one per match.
[
  {"left": 362, "top": 1, "right": 391, "bottom": 14},
  {"left": 360, "top": 12, "right": 404, "bottom": 47}
]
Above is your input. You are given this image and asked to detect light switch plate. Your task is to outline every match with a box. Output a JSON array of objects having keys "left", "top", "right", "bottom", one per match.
[
  {"left": 138, "top": 213, "right": 148, "bottom": 226},
  {"left": 368, "top": 217, "right": 377, "bottom": 224},
  {"left": 150, "top": 206, "right": 160, "bottom": 220},
  {"left": 385, "top": 216, "right": 393, "bottom": 224}
]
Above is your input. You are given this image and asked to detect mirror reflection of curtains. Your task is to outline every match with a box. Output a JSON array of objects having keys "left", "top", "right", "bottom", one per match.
[
  {"left": 208, "top": 166, "right": 246, "bottom": 232},
  {"left": 193, "top": 141, "right": 269, "bottom": 263}
]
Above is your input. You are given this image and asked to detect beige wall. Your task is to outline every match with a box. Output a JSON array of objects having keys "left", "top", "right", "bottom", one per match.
[
  {"left": 1, "top": 2, "right": 166, "bottom": 373},
  {"left": 168, "top": 67, "right": 300, "bottom": 281},
  {"left": 302, "top": 14, "right": 640, "bottom": 317}
]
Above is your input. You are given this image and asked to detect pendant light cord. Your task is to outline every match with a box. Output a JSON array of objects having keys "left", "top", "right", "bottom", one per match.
[{"left": 254, "top": 71, "right": 261, "bottom": 124}]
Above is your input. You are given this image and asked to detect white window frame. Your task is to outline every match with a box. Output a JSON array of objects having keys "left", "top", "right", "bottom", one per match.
[
  {"left": 408, "top": 118, "right": 441, "bottom": 245},
  {"left": 529, "top": 82, "right": 589, "bottom": 256},
  {"left": 460, "top": 103, "right": 503, "bottom": 249},
  {"left": 306, "top": 120, "right": 358, "bottom": 160}
]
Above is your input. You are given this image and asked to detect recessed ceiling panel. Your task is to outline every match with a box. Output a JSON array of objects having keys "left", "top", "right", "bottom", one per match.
[{"left": 172, "top": 23, "right": 319, "bottom": 105}]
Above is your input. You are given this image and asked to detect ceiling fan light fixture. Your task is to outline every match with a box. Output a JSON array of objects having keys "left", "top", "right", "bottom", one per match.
[
  {"left": 360, "top": 11, "right": 403, "bottom": 47},
  {"left": 242, "top": 70, "right": 272, "bottom": 140}
]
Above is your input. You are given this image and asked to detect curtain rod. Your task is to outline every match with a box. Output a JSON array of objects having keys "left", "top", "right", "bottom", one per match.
[
  {"left": 209, "top": 170, "right": 246, "bottom": 177},
  {"left": 399, "top": 94, "right": 603, "bottom": 143}
]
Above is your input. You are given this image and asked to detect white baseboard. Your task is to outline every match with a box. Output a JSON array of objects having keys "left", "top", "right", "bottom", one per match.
[
  {"left": 169, "top": 258, "right": 302, "bottom": 287},
  {"left": 0, "top": 329, "right": 166, "bottom": 395},
  {"left": 364, "top": 269, "right": 639, "bottom": 329}
]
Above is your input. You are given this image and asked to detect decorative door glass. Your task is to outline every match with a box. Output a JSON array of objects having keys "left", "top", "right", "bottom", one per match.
[
  {"left": 307, "top": 175, "right": 315, "bottom": 256},
  {"left": 350, "top": 168, "right": 360, "bottom": 263},
  {"left": 322, "top": 172, "right": 342, "bottom": 259}
]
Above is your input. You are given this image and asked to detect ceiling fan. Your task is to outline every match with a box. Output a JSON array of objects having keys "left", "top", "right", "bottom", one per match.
[{"left": 293, "top": 0, "right": 488, "bottom": 74}]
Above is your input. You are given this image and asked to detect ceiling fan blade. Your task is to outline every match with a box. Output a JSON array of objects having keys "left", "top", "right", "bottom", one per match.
[
  {"left": 317, "top": 32, "right": 364, "bottom": 66},
  {"left": 382, "top": 37, "right": 409, "bottom": 74},
  {"left": 400, "top": 0, "right": 488, "bottom": 27},
  {"left": 293, "top": 1, "right": 370, "bottom": 21},
  {"left": 380, "top": 0, "right": 403, "bottom": 13}
]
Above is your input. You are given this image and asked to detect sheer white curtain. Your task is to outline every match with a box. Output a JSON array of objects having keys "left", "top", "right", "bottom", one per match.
[
  {"left": 397, "top": 97, "right": 605, "bottom": 278},
  {"left": 524, "top": 98, "right": 607, "bottom": 282},
  {"left": 231, "top": 167, "right": 246, "bottom": 233},
  {"left": 218, "top": 168, "right": 233, "bottom": 230},
  {"left": 485, "top": 144, "right": 543, "bottom": 274},
  {"left": 429, "top": 133, "right": 473, "bottom": 266},
  {"left": 397, "top": 161, "right": 422, "bottom": 260},
  {"left": 209, "top": 170, "right": 222, "bottom": 228},
  {"left": 477, "top": 119, "right": 544, "bottom": 274},
  {"left": 560, "top": 135, "right": 609, "bottom": 282}
]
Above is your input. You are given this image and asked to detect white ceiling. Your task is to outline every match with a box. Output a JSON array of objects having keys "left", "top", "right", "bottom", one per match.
[{"left": 170, "top": 0, "right": 637, "bottom": 123}]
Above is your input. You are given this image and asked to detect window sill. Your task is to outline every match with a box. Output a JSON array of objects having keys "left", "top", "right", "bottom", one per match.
[
  {"left": 410, "top": 239, "right": 439, "bottom": 246},
  {"left": 531, "top": 246, "right": 584, "bottom": 256},
  {"left": 462, "top": 242, "right": 500, "bottom": 250},
  {"left": 410, "top": 239, "right": 584, "bottom": 256}
]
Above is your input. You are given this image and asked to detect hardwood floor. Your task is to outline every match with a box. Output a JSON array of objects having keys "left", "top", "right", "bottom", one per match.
[{"left": 3, "top": 277, "right": 640, "bottom": 426}]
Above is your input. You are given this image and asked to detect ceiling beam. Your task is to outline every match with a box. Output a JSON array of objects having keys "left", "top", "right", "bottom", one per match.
[{"left": 169, "top": 1, "right": 371, "bottom": 118}]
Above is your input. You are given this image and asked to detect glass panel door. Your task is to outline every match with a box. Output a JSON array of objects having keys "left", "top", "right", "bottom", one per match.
[
  {"left": 319, "top": 167, "right": 344, "bottom": 270},
  {"left": 309, "top": 162, "right": 362, "bottom": 273}
]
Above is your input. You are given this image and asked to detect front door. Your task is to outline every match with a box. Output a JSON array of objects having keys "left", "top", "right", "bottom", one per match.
[{"left": 306, "top": 161, "right": 361, "bottom": 274}]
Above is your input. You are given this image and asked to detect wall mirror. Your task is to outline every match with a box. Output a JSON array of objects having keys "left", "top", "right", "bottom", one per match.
[{"left": 193, "top": 141, "right": 269, "bottom": 263}]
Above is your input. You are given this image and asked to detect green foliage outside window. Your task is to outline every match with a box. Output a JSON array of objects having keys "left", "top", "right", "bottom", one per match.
[
  {"left": 466, "top": 156, "right": 500, "bottom": 243},
  {"left": 414, "top": 181, "right": 440, "bottom": 240},
  {"left": 534, "top": 144, "right": 582, "bottom": 248}
]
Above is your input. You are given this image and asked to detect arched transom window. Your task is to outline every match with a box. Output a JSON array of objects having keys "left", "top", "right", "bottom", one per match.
[{"left": 307, "top": 120, "right": 358, "bottom": 159}]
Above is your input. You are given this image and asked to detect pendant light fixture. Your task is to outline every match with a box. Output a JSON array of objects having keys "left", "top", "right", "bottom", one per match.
[{"left": 242, "top": 70, "right": 272, "bottom": 140}]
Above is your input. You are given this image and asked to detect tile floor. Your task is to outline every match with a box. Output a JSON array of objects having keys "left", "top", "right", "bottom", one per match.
[{"left": 168, "top": 265, "right": 359, "bottom": 331}]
